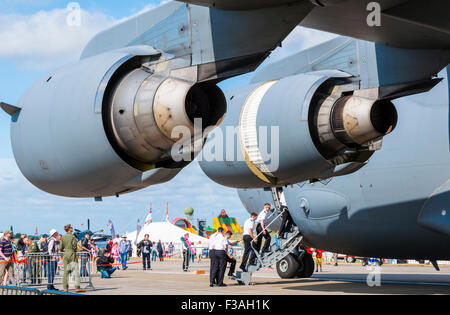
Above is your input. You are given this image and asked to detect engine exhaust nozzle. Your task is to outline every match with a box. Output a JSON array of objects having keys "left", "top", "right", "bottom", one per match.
[{"left": 331, "top": 96, "right": 398, "bottom": 146}]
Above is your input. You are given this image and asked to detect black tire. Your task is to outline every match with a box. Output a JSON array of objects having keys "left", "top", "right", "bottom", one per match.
[
  {"left": 297, "top": 252, "right": 315, "bottom": 278},
  {"left": 276, "top": 254, "right": 299, "bottom": 279}
]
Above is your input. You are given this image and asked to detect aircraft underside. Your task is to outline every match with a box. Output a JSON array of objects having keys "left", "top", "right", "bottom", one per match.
[{"left": 2, "top": 0, "right": 450, "bottom": 265}]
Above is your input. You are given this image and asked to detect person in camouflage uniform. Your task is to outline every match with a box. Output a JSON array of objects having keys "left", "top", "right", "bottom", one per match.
[
  {"left": 24, "top": 237, "right": 41, "bottom": 284},
  {"left": 60, "top": 224, "right": 84, "bottom": 293}
]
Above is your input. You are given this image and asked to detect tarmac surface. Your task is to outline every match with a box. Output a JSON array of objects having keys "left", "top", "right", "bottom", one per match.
[{"left": 82, "top": 258, "right": 450, "bottom": 295}]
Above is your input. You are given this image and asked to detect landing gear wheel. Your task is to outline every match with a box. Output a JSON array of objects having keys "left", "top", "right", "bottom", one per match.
[
  {"left": 276, "top": 254, "right": 299, "bottom": 279},
  {"left": 297, "top": 252, "right": 315, "bottom": 278}
]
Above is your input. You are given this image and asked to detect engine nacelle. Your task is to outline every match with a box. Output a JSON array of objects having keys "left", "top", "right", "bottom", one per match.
[
  {"left": 309, "top": 0, "right": 347, "bottom": 6},
  {"left": 199, "top": 72, "right": 397, "bottom": 188},
  {"left": 11, "top": 47, "right": 226, "bottom": 197}
]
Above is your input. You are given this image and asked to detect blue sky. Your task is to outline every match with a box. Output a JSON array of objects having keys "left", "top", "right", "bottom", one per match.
[{"left": 0, "top": 0, "right": 335, "bottom": 235}]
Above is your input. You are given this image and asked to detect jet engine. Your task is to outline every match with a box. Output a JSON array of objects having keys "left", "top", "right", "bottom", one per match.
[
  {"left": 199, "top": 72, "right": 397, "bottom": 188},
  {"left": 10, "top": 47, "right": 226, "bottom": 197}
]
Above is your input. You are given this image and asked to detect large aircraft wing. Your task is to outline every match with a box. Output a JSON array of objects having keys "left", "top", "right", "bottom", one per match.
[
  {"left": 176, "top": 0, "right": 301, "bottom": 10},
  {"left": 301, "top": 0, "right": 450, "bottom": 49},
  {"left": 179, "top": 0, "right": 450, "bottom": 50}
]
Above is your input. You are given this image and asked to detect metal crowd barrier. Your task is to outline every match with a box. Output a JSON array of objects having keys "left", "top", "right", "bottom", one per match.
[
  {"left": 0, "top": 285, "right": 41, "bottom": 295},
  {"left": 14, "top": 252, "right": 94, "bottom": 290},
  {"left": 0, "top": 286, "right": 81, "bottom": 296}
]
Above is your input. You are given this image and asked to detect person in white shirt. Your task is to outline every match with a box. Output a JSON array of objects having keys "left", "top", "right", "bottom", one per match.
[
  {"left": 239, "top": 213, "right": 258, "bottom": 272},
  {"left": 250, "top": 203, "right": 272, "bottom": 265},
  {"left": 209, "top": 227, "right": 228, "bottom": 287},
  {"left": 208, "top": 230, "right": 218, "bottom": 287}
]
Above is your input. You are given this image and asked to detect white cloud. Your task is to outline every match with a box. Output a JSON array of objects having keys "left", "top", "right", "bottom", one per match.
[
  {"left": 0, "top": 0, "right": 173, "bottom": 71},
  {"left": 266, "top": 26, "right": 338, "bottom": 64},
  {"left": 134, "top": 0, "right": 172, "bottom": 16}
]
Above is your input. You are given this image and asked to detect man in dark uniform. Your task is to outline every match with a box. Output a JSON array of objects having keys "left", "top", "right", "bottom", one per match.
[
  {"left": 224, "top": 231, "right": 237, "bottom": 277},
  {"left": 278, "top": 206, "right": 294, "bottom": 239},
  {"left": 278, "top": 189, "right": 295, "bottom": 239},
  {"left": 209, "top": 227, "right": 227, "bottom": 287},
  {"left": 208, "top": 229, "right": 217, "bottom": 287},
  {"left": 240, "top": 213, "right": 257, "bottom": 271},
  {"left": 213, "top": 228, "right": 228, "bottom": 287},
  {"left": 250, "top": 203, "right": 272, "bottom": 265}
]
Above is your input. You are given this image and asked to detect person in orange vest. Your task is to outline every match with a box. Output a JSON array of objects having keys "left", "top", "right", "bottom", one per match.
[{"left": 314, "top": 249, "right": 324, "bottom": 272}]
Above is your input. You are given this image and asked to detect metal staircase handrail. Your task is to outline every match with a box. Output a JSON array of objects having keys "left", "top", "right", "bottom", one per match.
[{"left": 250, "top": 206, "right": 288, "bottom": 266}]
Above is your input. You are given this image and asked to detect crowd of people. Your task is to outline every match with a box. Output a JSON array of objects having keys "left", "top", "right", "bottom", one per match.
[
  {"left": 0, "top": 225, "right": 91, "bottom": 292},
  {"left": 0, "top": 201, "right": 324, "bottom": 291}
]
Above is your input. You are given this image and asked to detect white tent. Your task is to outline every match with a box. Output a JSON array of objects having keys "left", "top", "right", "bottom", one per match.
[
  {"left": 125, "top": 222, "right": 209, "bottom": 256},
  {"left": 0, "top": 233, "right": 3, "bottom": 239}
]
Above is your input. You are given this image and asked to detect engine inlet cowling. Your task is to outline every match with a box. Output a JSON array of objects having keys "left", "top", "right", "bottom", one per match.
[{"left": 199, "top": 72, "right": 398, "bottom": 189}]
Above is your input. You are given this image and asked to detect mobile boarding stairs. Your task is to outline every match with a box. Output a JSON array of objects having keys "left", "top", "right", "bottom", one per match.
[{"left": 231, "top": 188, "right": 304, "bottom": 286}]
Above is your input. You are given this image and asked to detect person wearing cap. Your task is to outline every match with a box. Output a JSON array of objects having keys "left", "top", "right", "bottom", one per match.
[
  {"left": 47, "top": 229, "right": 59, "bottom": 290},
  {"left": 0, "top": 230, "right": 16, "bottom": 286},
  {"left": 60, "top": 224, "right": 84, "bottom": 293},
  {"left": 118, "top": 235, "right": 131, "bottom": 270}
]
